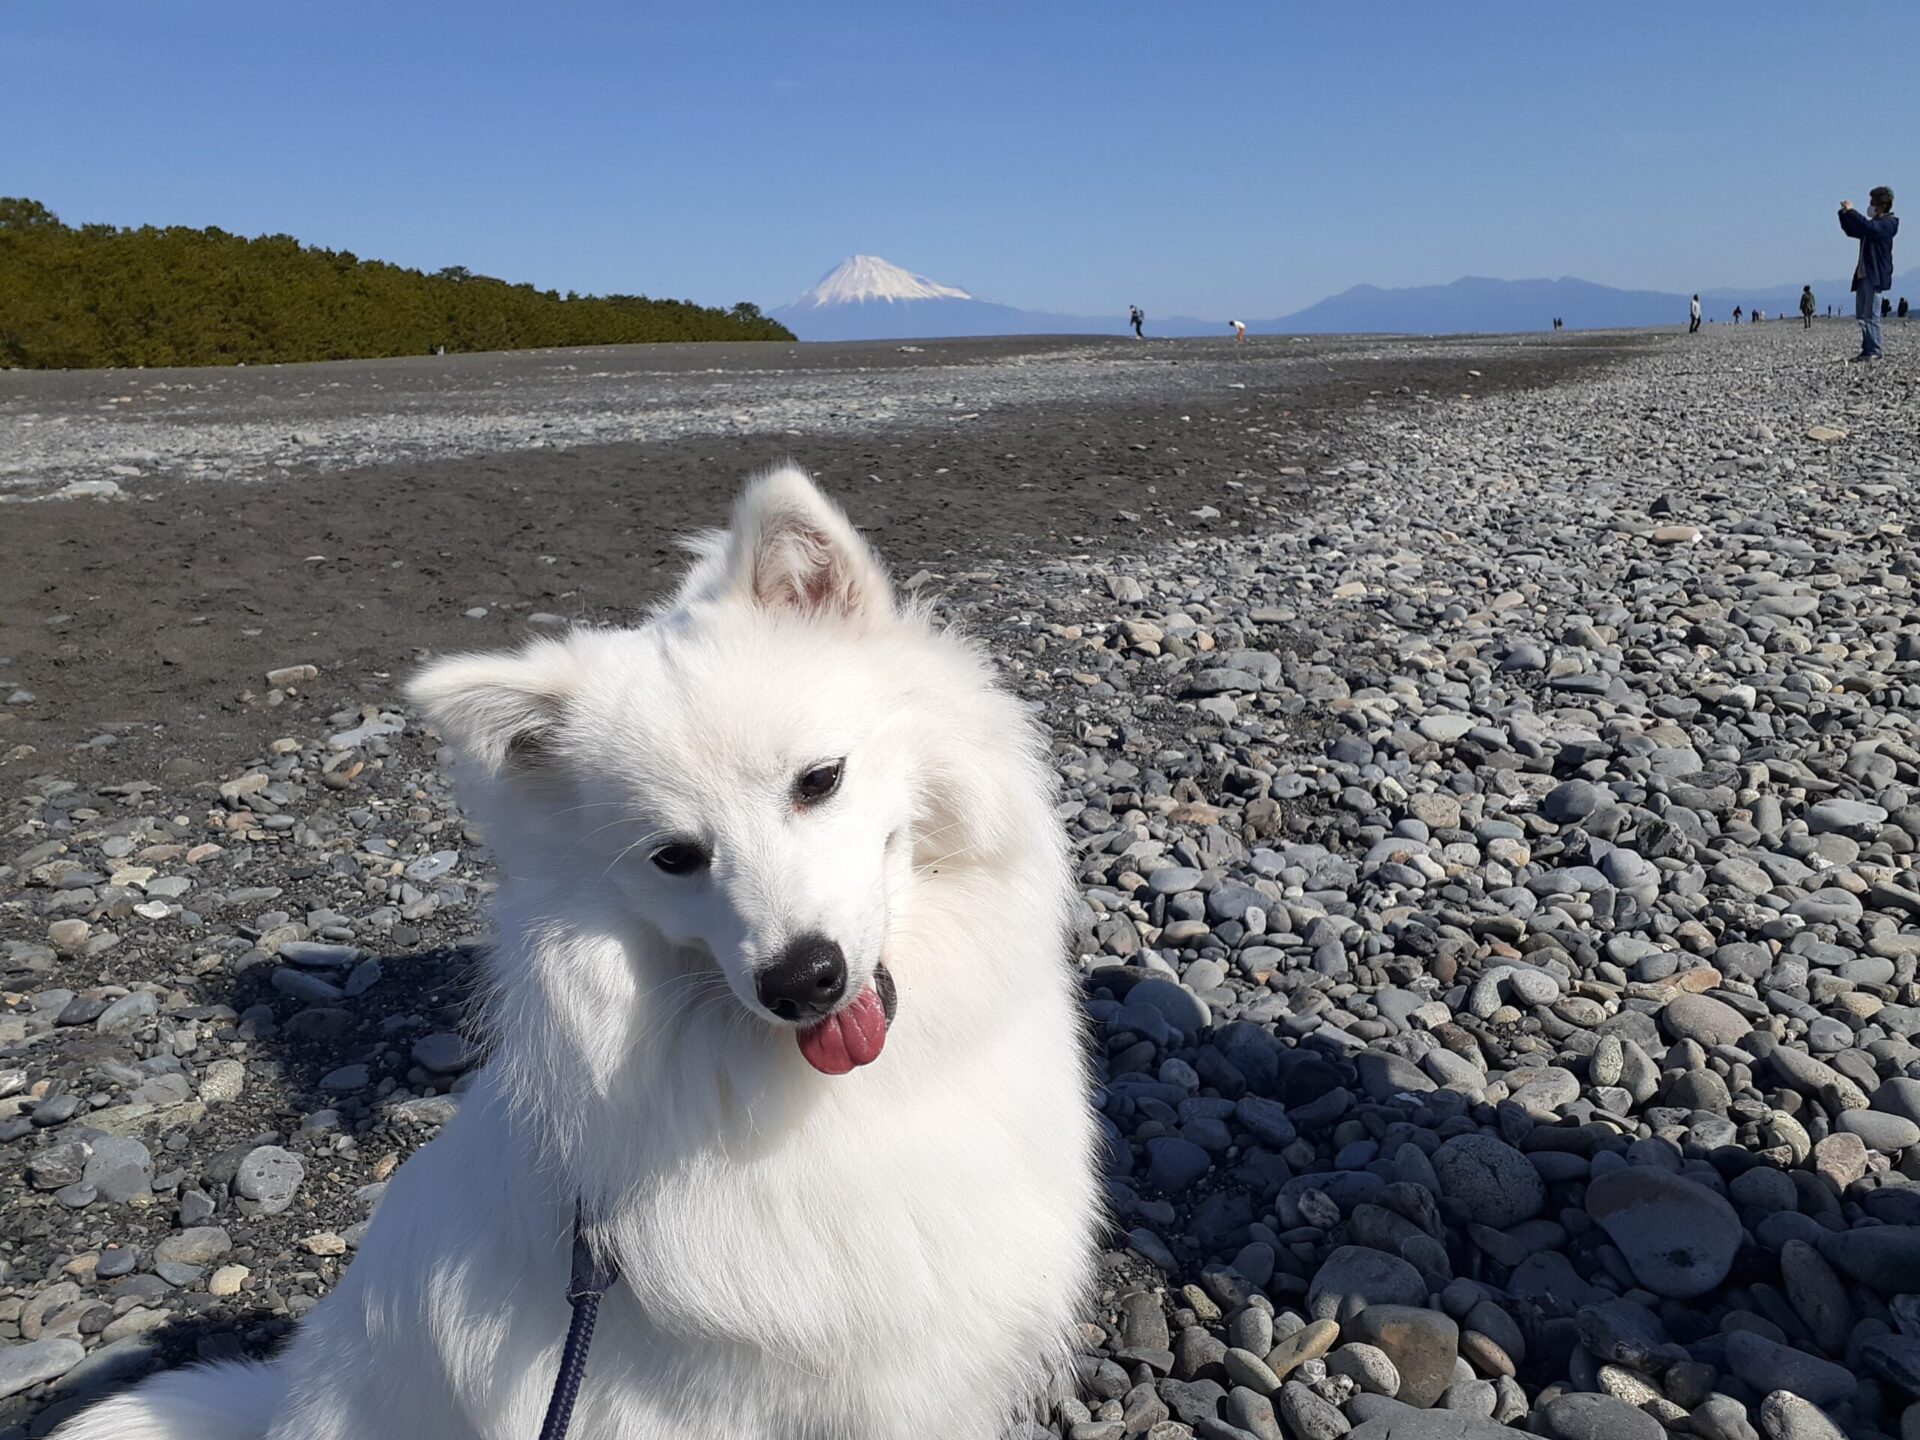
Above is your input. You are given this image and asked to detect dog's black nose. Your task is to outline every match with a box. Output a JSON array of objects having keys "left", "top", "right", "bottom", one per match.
[{"left": 756, "top": 935, "right": 848, "bottom": 1022}]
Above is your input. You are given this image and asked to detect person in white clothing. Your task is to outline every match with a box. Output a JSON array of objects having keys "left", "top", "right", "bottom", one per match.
[
  {"left": 1688, "top": 295, "right": 1702, "bottom": 334},
  {"left": 1230, "top": 320, "right": 1247, "bottom": 343}
]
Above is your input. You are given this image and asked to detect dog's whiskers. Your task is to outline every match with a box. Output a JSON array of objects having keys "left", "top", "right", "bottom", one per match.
[
  {"left": 594, "top": 827, "right": 676, "bottom": 884},
  {"left": 910, "top": 840, "right": 983, "bottom": 877},
  {"left": 623, "top": 969, "right": 738, "bottom": 1053}
]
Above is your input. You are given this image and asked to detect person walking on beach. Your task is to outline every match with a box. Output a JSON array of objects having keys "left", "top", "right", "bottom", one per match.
[
  {"left": 1689, "top": 295, "right": 1702, "bottom": 333},
  {"left": 1840, "top": 186, "right": 1898, "bottom": 362},
  {"left": 1733, "top": 306, "right": 1743, "bottom": 324},
  {"left": 1230, "top": 319, "right": 1247, "bottom": 343},
  {"left": 1129, "top": 305, "right": 1145, "bottom": 339},
  {"left": 1800, "top": 286, "right": 1816, "bottom": 329}
]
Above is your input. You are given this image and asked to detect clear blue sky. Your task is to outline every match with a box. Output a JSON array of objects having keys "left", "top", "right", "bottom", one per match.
[{"left": 7, "top": 1, "right": 1915, "bottom": 319}]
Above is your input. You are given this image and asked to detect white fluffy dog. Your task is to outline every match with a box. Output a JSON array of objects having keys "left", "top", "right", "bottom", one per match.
[{"left": 61, "top": 466, "right": 1098, "bottom": 1440}]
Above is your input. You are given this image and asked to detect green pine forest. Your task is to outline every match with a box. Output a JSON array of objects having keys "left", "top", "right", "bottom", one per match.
[{"left": 0, "top": 198, "right": 794, "bottom": 369}]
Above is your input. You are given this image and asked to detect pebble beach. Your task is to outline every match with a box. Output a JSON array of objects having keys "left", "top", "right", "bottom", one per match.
[{"left": 4, "top": 323, "right": 1920, "bottom": 1440}]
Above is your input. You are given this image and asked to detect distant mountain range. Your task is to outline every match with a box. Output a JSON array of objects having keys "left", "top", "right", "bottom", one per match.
[{"left": 772, "top": 255, "right": 1886, "bottom": 341}]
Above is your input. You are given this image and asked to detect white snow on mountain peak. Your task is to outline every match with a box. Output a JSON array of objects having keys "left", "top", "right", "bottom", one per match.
[{"left": 792, "top": 255, "right": 974, "bottom": 308}]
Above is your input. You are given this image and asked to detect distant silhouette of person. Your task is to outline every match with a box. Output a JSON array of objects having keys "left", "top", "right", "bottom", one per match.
[
  {"left": 1689, "top": 295, "right": 1702, "bottom": 333},
  {"left": 1840, "top": 186, "right": 1898, "bottom": 361},
  {"left": 1733, "top": 306, "right": 1743, "bottom": 324},
  {"left": 1230, "top": 319, "right": 1247, "bottom": 343},
  {"left": 1884, "top": 296, "right": 1894, "bottom": 318},
  {"left": 1901, "top": 296, "right": 1911, "bottom": 323},
  {"left": 1129, "top": 305, "right": 1145, "bottom": 339},
  {"left": 1801, "top": 286, "right": 1816, "bottom": 328}
]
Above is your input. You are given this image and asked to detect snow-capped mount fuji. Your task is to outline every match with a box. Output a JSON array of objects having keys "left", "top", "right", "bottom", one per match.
[
  {"left": 772, "top": 254, "right": 1053, "bottom": 340},
  {"left": 771, "top": 254, "right": 1205, "bottom": 341},
  {"left": 787, "top": 255, "right": 976, "bottom": 308}
]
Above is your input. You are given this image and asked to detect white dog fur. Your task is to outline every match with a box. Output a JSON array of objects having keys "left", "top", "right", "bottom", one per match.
[{"left": 58, "top": 466, "right": 1099, "bottom": 1440}]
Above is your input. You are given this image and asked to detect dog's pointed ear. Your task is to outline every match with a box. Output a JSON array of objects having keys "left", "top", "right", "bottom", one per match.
[
  {"left": 406, "top": 641, "right": 577, "bottom": 775},
  {"left": 688, "top": 464, "right": 893, "bottom": 626}
]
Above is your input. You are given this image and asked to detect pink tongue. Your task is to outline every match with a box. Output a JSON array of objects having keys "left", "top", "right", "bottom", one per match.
[{"left": 796, "top": 984, "right": 889, "bottom": 1076}]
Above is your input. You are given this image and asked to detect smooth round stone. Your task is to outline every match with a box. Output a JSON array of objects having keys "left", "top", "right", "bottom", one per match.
[
  {"left": 1787, "top": 889, "right": 1864, "bottom": 926},
  {"left": 1585, "top": 1168, "right": 1740, "bottom": 1298},
  {"left": 1147, "top": 866, "right": 1205, "bottom": 896},
  {"left": 410, "top": 1032, "right": 476, "bottom": 1074},
  {"left": 1346, "top": 1305, "right": 1460, "bottom": 1410},
  {"left": 1805, "top": 1017, "right": 1853, "bottom": 1053},
  {"left": 1507, "top": 1066, "right": 1579, "bottom": 1116},
  {"left": 1507, "top": 968, "right": 1560, "bottom": 1006},
  {"left": 1327, "top": 1342, "right": 1401, "bottom": 1397},
  {"left": 1806, "top": 797, "right": 1887, "bottom": 838},
  {"left": 1838, "top": 1107, "right": 1919, "bottom": 1152},
  {"left": 1144, "top": 1137, "right": 1212, "bottom": 1193},
  {"left": 1731, "top": 1167, "right": 1799, "bottom": 1212},
  {"left": 95, "top": 1247, "right": 137, "bottom": 1279},
  {"left": 1431, "top": 1133, "right": 1545, "bottom": 1227},
  {"left": 81, "top": 1136, "right": 153, "bottom": 1204},
  {"left": 1661, "top": 993, "right": 1752, "bottom": 1047},
  {"left": 1125, "top": 978, "right": 1211, "bottom": 1035},
  {"left": 1223, "top": 1346, "right": 1284, "bottom": 1398},
  {"left": 1591, "top": 1036, "right": 1625, "bottom": 1087},
  {"left": 1442, "top": 1377, "right": 1498, "bottom": 1417},
  {"left": 199, "top": 1059, "right": 247, "bottom": 1104},
  {"left": 1418, "top": 714, "right": 1475, "bottom": 743},
  {"left": 233, "top": 1145, "right": 305, "bottom": 1215},
  {"left": 1307, "top": 1247, "right": 1428, "bottom": 1324},
  {"left": 1543, "top": 1392, "right": 1666, "bottom": 1440},
  {"left": 1543, "top": 780, "right": 1603, "bottom": 822}
]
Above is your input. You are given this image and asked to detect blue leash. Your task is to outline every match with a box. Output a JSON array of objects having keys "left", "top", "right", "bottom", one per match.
[{"left": 537, "top": 1206, "right": 619, "bottom": 1440}]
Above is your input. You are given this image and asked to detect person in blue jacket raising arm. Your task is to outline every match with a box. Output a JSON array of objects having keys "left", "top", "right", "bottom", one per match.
[{"left": 1840, "top": 186, "right": 1898, "bottom": 362}]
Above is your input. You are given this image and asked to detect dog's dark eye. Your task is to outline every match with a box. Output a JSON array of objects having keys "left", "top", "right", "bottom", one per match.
[
  {"left": 650, "top": 842, "right": 710, "bottom": 875},
  {"left": 794, "top": 759, "right": 845, "bottom": 808}
]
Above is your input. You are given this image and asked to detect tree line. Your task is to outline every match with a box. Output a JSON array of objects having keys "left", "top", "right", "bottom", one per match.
[{"left": 0, "top": 198, "right": 793, "bottom": 369}]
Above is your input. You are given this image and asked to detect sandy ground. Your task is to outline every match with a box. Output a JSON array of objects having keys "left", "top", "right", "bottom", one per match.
[{"left": 0, "top": 332, "right": 1644, "bottom": 790}]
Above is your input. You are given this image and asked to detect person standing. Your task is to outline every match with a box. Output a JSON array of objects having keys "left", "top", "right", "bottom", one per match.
[
  {"left": 1733, "top": 306, "right": 1743, "bottom": 324},
  {"left": 1129, "top": 305, "right": 1145, "bottom": 339},
  {"left": 1800, "top": 286, "right": 1816, "bottom": 328},
  {"left": 1689, "top": 295, "right": 1702, "bottom": 333},
  {"left": 1840, "top": 186, "right": 1898, "bottom": 361},
  {"left": 1901, "top": 297, "right": 1911, "bottom": 323}
]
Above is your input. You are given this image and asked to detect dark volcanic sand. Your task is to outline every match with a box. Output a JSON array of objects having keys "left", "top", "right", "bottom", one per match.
[{"left": 0, "top": 333, "right": 1644, "bottom": 788}]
